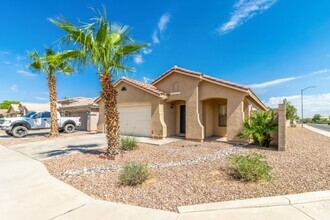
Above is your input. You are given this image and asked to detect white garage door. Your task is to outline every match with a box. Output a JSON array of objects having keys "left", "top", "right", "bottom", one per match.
[{"left": 119, "top": 105, "right": 151, "bottom": 137}]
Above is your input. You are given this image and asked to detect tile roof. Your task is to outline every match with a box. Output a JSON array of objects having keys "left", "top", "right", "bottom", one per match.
[
  {"left": 152, "top": 66, "right": 249, "bottom": 91},
  {"left": 10, "top": 104, "right": 20, "bottom": 112},
  {"left": 20, "top": 103, "right": 50, "bottom": 112},
  {"left": 58, "top": 97, "right": 98, "bottom": 108},
  {"left": 0, "top": 109, "right": 7, "bottom": 114},
  {"left": 119, "top": 77, "right": 165, "bottom": 96}
]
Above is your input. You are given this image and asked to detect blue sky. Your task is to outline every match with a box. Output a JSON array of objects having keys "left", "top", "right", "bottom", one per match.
[{"left": 0, "top": 0, "right": 329, "bottom": 117}]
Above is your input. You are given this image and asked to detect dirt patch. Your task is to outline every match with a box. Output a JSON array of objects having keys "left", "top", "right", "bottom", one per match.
[{"left": 44, "top": 128, "right": 330, "bottom": 212}]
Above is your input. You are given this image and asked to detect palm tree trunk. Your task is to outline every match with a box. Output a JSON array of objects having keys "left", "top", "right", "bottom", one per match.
[
  {"left": 48, "top": 74, "right": 59, "bottom": 137},
  {"left": 99, "top": 71, "right": 120, "bottom": 155}
]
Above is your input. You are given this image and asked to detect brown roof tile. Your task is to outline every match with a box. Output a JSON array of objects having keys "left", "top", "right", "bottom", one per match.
[
  {"left": 152, "top": 66, "right": 249, "bottom": 91},
  {"left": 119, "top": 77, "right": 165, "bottom": 96}
]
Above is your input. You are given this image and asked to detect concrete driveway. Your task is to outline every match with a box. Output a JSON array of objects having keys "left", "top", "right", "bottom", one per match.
[{"left": 5, "top": 133, "right": 180, "bottom": 161}]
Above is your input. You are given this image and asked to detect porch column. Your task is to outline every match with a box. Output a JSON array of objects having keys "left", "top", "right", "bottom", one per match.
[
  {"left": 186, "top": 85, "right": 204, "bottom": 141},
  {"left": 227, "top": 98, "right": 244, "bottom": 143}
]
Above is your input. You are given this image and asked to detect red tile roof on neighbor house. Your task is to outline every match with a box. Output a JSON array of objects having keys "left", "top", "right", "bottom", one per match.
[
  {"left": 117, "top": 77, "right": 166, "bottom": 96},
  {"left": 152, "top": 66, "right": 249, "bottom": 91}
]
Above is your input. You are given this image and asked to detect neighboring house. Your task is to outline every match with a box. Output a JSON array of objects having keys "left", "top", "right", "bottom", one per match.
[
  {"left": 58, "top": 97, "right": 99, "bottom": 132},
  {"left": 96, "top": 66, "right": 267, "bottom": 142},
  {"left": 6, "top": 104, "right": 21, "bottom": 117},
  {"left": 20, "top": 102, "right": 50, "bottom": 115},
  {"left": 0, "top": 109, "right": 7, "bottom": 118},
  {"left": 6, "top": 102, "right": 49, "bottom": 117}
]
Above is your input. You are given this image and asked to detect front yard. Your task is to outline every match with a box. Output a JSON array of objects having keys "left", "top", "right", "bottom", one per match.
[{"left": 44, "top": 128, "right": 330, "bottom": 212}]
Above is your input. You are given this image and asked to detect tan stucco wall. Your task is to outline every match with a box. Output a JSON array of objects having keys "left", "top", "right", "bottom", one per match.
[
  {"left": 203, "top": 99, "right": 227, "bottom": 138},
  {"left": 155, "top": 72, "right": 204, "bottom": 141},
  {"left": 199, "top": 81, "right": 247, "bottom": 142},
  {"left": 97, "top": 70, "right": 265, "bottom": 142},
  {"left": 97, "top": 81, "right": 166, "bottom": 138}
]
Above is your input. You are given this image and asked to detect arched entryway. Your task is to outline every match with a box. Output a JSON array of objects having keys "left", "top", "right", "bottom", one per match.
[
  {"left": 202, "top": 98, "right": 228, "bottom": 138},
  {"left": 164, "top": 100, "right": 186, "bottom": 137}
]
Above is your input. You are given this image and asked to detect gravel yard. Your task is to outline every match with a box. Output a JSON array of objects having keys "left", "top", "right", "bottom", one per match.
[
  {"left": 44, "top": 128, "right": 330, "bottom": 212},
  {"left": 0, "top": 130, "right": 91, "bottom": 146}
]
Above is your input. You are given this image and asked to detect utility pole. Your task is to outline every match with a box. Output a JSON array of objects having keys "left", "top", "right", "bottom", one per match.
[{"left": 301, "top": 86, "right": 316, "bottom": 128}]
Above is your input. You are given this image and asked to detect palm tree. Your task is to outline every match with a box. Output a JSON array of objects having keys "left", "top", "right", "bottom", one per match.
[
  {"left": 239, "top": 111, "right": 278, "bottom": 147},
  {"left": 49, "top": 9, "right": 147, "bottom": 155},
  {"left": 28, "top": 48, "right": 84, "bottom": 137}
]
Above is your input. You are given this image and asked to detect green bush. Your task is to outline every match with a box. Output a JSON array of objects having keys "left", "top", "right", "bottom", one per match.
[
  {"left": 119, "top": 162, "right": 151, "bottom": 186},
  {"left": 227, "top": 153, "right": 272, "bottom": 182},
  {"left": 239, "top": 111, "right": 277, "bottom": 147},
  {"left": 120, "top": 136, "right": 138, "bottom": 151}
]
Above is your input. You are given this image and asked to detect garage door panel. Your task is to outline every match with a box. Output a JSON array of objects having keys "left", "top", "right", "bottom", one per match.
[
  {"left": 68, "top": 111, "right": 88, "bottom": 131},
  {"left": 119, "top": 105, "right": 151, "bottom": 137}
]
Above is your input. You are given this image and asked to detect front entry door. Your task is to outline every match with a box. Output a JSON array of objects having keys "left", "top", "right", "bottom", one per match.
[{"left": 180, "top": 105, "right": 186, "bottom": 134}]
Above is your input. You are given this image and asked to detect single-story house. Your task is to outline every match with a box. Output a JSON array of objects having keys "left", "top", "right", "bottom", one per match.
[
  {"left": 6, "top": 102, "right": 50, "bottom": 117},
  {"left": 6, "top": 104, "right": 21, "bottom": 117},
  {"left": 0, "top": 109, "right": 7, "bottom": 118},
  {"left": 58, "top": 97, "right": 99, "bottom": 132},
  {"left": 96, "top": 66, "right": 267, "bottom": 142},
  {"left": 20, "top": 102, "right": 50, "bottom": 115}
]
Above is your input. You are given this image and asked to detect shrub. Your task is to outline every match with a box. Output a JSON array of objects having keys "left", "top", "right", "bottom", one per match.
[
  {"left": 227, "top": 153, "right": 272, "bottom": 182},
  {"left": 239, "top": 111, "right": 277, "bottom": 147},
  {"left": 120, "top": 136, "right": 138, "bottom": 151},
  {"left": 119, "top": 162, "right": 151, "bottom": 186}
]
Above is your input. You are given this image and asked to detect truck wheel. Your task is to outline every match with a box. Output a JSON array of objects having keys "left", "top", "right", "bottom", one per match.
[
  {"left": 5, "top": 131, "right": 13, "bottom": 136},
  {"left": 64, "top": 124, "right": 75, "bottom": 133},
  {"left": 12, "top": 126, "right": 28, "bottom": 138}
]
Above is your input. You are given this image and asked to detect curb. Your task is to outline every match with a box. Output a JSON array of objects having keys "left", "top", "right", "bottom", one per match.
[{"left": 177, "top": 191, "right": 330, "bottom": 214}]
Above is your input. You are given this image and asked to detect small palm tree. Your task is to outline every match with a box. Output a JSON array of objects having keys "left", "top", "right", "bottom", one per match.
[
  {"left": 239, "top": 111, "right": 277, "bottom": 147},
  {"left": 28, "top": 48, "right": 84, "bottom": 137},
  {"left": 50, "top": 9, "right": 147, "bottom": 155}
]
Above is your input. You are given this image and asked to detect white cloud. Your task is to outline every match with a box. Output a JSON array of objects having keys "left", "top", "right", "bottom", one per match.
[
  {"left": 152, "top": 30, "right": 160, "bottom": 45},
  {"left": 310, "top": 68, "right": 330, "bottom": 75},
  {"left": 158, "top": 13, "right": 171, "bottom": 33},
  {"left": 142, "top": 48, "right": 152, "bottom": 55},
  {"left": 264, "top": 93, "right": 330, "bottom": 118},
  {"left": 218, "top": 0, "right": 277, "bottom": 34},
  {"left": 3, "top": 61, "right": 10, "bottom": 65},
  {"left": 10, "top": 84, "right": 18, "bottom": 92},
  {"left": 134, "top": 54, "right": 144, "bottom": 64},
  {"left": 249, "top": 76, "right": 300, "bottom": 89},
  {"left": 35, "top": 96, "right": 48, "bottom": 101},
  {"left": 249, "top": 68, "right": 330, "bottom": 89},
  {"left": 152, "top": 12, "right": 171, "bottom": 45},
  {"left": 17, "top": 70, "right": 37, "bottom": 77},
  {"left": 143, "top": 76, "right": 153, "bottom": 84}
]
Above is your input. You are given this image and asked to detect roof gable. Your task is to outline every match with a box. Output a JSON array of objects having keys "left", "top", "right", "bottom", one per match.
[
  {"left": 152, "top": 66, "right": 267, "bottom": 110},
  {"left": 152, "top": 66, "right": 249, "bottom": 92},
  {"left": 115, "top": 77, "right": 165, "bottom": 97}
]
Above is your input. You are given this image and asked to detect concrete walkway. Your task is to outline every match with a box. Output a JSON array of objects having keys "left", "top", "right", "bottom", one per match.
[
  {"left": 0, "top": 145, "right": 178, "bottom": 220},
  {"left": 1, "top": 144, "right": 329, "bottom": 220},
  {"left": 7, "top": 134, "right": 180, "bottom": 161},
  {"left": 304, "top": 124, "right": 330, "bottom": 138}
]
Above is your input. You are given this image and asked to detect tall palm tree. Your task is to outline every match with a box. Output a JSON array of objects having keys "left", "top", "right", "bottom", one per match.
[
  {"left": 28, "top": 48, "right": 84, "bottom": 137},
  {"left": 50, "top": 9, "right": 147, "bottom": 155}
]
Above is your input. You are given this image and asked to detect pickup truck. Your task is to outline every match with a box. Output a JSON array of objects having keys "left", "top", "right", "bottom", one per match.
[{"left": 0, "top": 111, "right": 81, "bottom": 138}]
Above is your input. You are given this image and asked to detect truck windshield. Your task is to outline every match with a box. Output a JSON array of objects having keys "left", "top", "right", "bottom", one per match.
[{"left": 23, "top": 112, "right": 37, "bottom": 118}]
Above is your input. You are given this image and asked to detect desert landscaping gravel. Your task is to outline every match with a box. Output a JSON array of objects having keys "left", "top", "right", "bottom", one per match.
[{"left": 44, "top": 128, "right": 330, "bottom": 212}]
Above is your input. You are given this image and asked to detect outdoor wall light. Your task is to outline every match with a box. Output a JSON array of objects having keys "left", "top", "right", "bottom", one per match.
[
  {"left": 170, "top": 103, "right": 174, "bottom": 109},
  {"left": 121, "top": 86, "right": 127, "bottom": 91}
]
